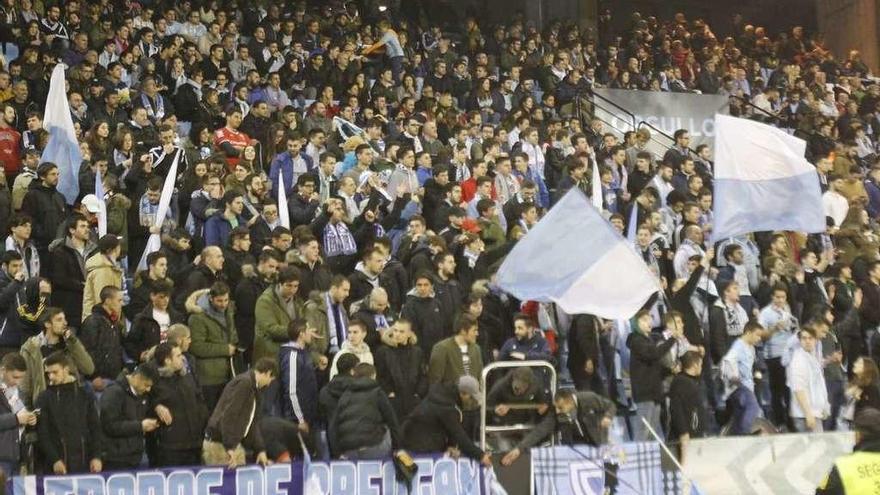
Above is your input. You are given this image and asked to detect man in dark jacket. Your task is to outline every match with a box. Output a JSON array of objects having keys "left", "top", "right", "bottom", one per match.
[
  {"left": 126, "top": 251, "right": 172, "bottom": 320},
  {"left": 150, "top": 342, "right": 209, "bottom": 467},
  {"left": 35, "top": 352, "right": 102, "bottom": 475},
  {"left": 0, "top": 251, "right": 27, "bottom": 355},
  {"left": 80, "top": 286, "right": 126, "bottom": 397},
  {"left": 488, "top": 366, "right": 551, "bottom": 426},
  {"left": 0, "top": 353, "right": 36, "bottom": 479},
  {"left": 501, "top": 388, "right": 615, "bottom": 466},
  {"left": 346, "top": 247, "right": 385, "bottom": 309},
  {"left": 499, "top": 313, "right": 553, "bottom": 362},
  {"left": 47, "top": 214, "right": 95, "bottom": 327},
  {"left": 124, "top": 281, "right": 184, "bottom": 363},
  {"left": 374, "top": 319, "right": 427, "bottom": 420},
  {"left": 352, "top": 287, "right": 396, "bottom": 350},
  {"left": 329, "top": 363, "right": 402, "bottom": 460},
  {"left": 401, "top": 272, "right": 446, "bottom": 357},
  {"left": 318, "top": 353, "right": 360, "bottom": 420},
  {"left": 433, "top": 252, "right": 463, "bottom": 333},
  {"left": 174, "top": 246, "right": 226, "bottom": 313},
  {"left": 99, "top": 363, "right": 159, "bottom": 470},
  {"left": 289, "top": 234, "right": 332, "bottom": 298},
  {"left": 203, "top": 358, "right": 275, "bottom": 468},
  {"left": 668, "top": 351, "right": 707, "bottom": 462},
  {"left": 279, "top": 319, "right": 318, "bottom": 438},
  {"left": 567, "top": 314, "right": 604, "bottom": 394},
  {"left": 234, "top": 252, "right": 279, "bottom": 364},
  {"left": 20, "top": 162, "right": 67, "bottom": 267},
  {"left": 627, "top": 310, "right": 679, "bottom": 441},
  {"left": 402, "top": 380, "right": 491, "bottom": 465}
]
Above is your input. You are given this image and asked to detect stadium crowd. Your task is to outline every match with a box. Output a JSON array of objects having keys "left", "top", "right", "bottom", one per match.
[{"left": 0, "top": 0, "right": 878, "bottom": 489}]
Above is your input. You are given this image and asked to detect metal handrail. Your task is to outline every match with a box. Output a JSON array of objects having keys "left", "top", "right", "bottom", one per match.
[
  {"left": 479, "top": 360, "right": 557, "bottom": 450},
  {"left": 731, "top": 95, "right": 780, "bottom": 122},
  {"left": 591, "top": 90, "right": 639, "bottom": 129}
]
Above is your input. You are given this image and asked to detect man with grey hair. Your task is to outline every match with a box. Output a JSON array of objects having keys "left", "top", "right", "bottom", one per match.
[{"left": 352, "top": 287, "right": 395, "bottom": 349}]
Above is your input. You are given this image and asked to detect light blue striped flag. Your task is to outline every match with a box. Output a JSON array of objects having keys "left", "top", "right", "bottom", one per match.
[{"left": 41, "top": 64, "right": 81, "bottom": 205}]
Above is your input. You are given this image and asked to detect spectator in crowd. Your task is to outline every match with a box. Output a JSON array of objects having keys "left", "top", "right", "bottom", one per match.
[
  {"left": 374, "top": 319, "right": 427, "bottom": 419},
  {"left": 79, "top": 286, "right": 125, "bottom": 397},
  {"left": 47, "top": 214, "right": 95, "bottom": 327},
  {"left": 20, "top": 162, "right": 66, "bottom": 266},
  {"left": 253, "top": 266, "right": 301, "bottom": 362},
  {"left": 498, "top": 313, "right": 552, "bottom": 362},
  {"left": 329, "top": 363, "right": 402, "bottom": 460},
  {"left": 279, "top": 318, "right": 319, "bottom": 445},
  {"left": 19, "top": 307, "right": 94, "bottom": 407},
  {"left": 488, "top": 366, "right": 551, "bottom": 426},
  {"left": 99, "top": 363, "right": 159, "bottom": 470},
  {"left": 203, "top": 357, "right": 275, "bottom": 469},
  {"left": 402, "top": 272, "right": 446, "bottom": 357},
  {"left": 721, "top": 321, "right": 765, "bottom": 435},
  {"left": 668, "top": 350, "right": 708, "bottom": 462},
  {"left": 627, "top": 309, "right": 680, "bottom": 441},
  {"left": 787, "top": 327, "right": 831, "bottom": 432},
  {"left": 125, "top": 280, "right": 183, "bottom": 363},
  {"left": 35, "top": 352, "right": 102, "bottom": 475},
  {"left": 150, "top": 342, "right": 210, "bottom": 467},
  {"left": 329, "top": 318, "right": 373, "bottom": 379},
  {"left": 81, "top": 235, "right": 123, "bottom": 322},
  {"left": 0, "top": 353, "right": 35, "bottom": 479},
  {"left": 187, "top": 282, "right": 239, "bottom": 410},
  {"left": 303, "top": 274, "right": 349, "bottom": 369}
]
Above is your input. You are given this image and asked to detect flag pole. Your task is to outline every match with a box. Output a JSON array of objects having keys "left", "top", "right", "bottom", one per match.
[{"left": 640, "top": 416, "right": 694, "bottom": 495}]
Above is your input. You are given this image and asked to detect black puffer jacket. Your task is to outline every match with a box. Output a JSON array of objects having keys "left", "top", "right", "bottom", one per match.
[
  {"left": 626, "top": 330, "right": 676, "bottom": 403},
  {"left": 36, "top": 381, "right": 102, "bottom": 474},
  {"left": 318, "top": 374, "right": 354, "bottom": 420},
  {"left": 329, "top": 377, "right": 401, "bottom": 455},
  {"left": 400, "top": 292, "right": 446, "bottom": 357},
  {"left": 401, "top": 383, "right": 484, "bottom": 460},
  {"left": 150, "top": 368, "right": 209, "bottom": 451},
  {"left": 124, "top": 304, "right": 185, "bottom": 363},
  {"left": 79, "top": 304, "right": 126, "bottom": 379},
  {"left": 374, "top": 342, "right": 428, "bottom": 420},
  {"left": 99, "top": 378, "right": 150, "bottom": 467},
  {"left": 47, "top": 238, "right": 91, "bottom": 325},
  {"left": 20, "top": 180, "right": 67, "bottom": 248}
]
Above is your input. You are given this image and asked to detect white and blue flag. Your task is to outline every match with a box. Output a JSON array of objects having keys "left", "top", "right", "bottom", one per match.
[
  {"left": 41, "top": 64, "right": 82, "bottom": 205},
  {"left": 712, "top": 114, "right": 825, "bottom": 240},
  {"left": 496, "top": 188, "right": 659, "bottom": 319}
]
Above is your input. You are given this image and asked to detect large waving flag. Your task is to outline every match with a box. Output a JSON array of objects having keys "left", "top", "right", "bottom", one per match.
[
  {"left": 712, "top": 114, "right": 825, "bottom": 240},
  {"left": 41, "top": 64, "right": 81, "bottom": 205},
  {"left": 497, "top": 189, "right": 659, "bottom": 319}
]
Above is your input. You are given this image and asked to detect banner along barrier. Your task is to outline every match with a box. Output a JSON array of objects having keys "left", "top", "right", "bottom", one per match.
[
  {"left": 8, "top": 456, "right": 490, "bottom": 495},
  {"left": 682, "top": 431, "right": 855, "bottom": 495},
  {"left": 593, "top": 88, "right": 730, "bottom": 150}
]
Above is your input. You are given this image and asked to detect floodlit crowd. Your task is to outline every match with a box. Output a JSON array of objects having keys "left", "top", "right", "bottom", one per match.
[{"left": 0, "top": 1, "right": 879, "bottom": 489}]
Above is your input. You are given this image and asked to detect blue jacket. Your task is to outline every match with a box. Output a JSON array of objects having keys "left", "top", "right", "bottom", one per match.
[
  {"left": 866, "top": 179, "right": 880, "bottom": 219},
  {"left": 499, "top": 333, "right": 552, "bottom": 362},
  {"left": 279, "top": 342, "right": 318, "bottom": 425},
  {"left": 203, "top": 213, "right": 245, "bottom": 247},
  {"left": 269, "top": 151, "right": 314, "bottom": 198}
]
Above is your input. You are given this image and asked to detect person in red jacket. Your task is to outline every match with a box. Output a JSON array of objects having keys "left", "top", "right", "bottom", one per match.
[{"left": 0, "top": 103, "right": 21, "bottom": 181}]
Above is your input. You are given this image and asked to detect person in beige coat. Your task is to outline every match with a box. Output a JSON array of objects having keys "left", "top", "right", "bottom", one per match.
[{"left": 81, "top": 235, "right": 124, "bottom": 322}]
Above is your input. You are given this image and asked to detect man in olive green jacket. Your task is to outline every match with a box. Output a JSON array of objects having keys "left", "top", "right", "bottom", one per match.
[
  {"left": 302, "top": 275, "right": 350, "bottom": 370},
  {"left": 19, "top": 307, "right": 95, "bottom": 407},
  {"left": 187, "top": 283, "right": 239, "bottom": 410},
  {"left": 253, "top": 268, "right": 303, "bottom": 362},
  {"left": 428, "top": 313, "right": 484, "bottom": 387}
]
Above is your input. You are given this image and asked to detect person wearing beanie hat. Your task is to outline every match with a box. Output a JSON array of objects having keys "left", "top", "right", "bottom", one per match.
[
  {"left": 816, "top": 408, "right": 880, "bottom": 494},
  {"left": 81, "top": 234, "right": 123, "bottom": 322}
]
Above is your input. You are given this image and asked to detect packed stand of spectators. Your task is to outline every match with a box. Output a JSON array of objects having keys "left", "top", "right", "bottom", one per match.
[{"left": 0, "top": 0, "right": 879, "bottom": 484}]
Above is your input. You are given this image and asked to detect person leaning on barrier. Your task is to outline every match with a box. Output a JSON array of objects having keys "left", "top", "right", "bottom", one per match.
[
  {"left": 816, "top": 408, "right": 880, "bottom": 495},
  {"left": 501, "top": 388, "right": 615, "bottom": 466}
]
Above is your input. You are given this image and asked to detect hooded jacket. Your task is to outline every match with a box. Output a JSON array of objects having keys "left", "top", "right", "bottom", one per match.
[
  {"left": 98, "top": 378, "right": 150, "bottom": 467},
  {"left": 374, "top": 334, "right": 428, "bottom": 420},
  {"left": 254, "top": 286, "right": 301, "bottom": 362},
  {"left": 347, "top": 261, "right": 381, "bottom": 309},
  {"left": 329, "top": 377, "right": 401, "bottom": 455},
  {"left": 187, "top": 290, "right": 238, "bottom": 386},
  {"left": 48, "top": 236, "right": 96, "bottom": 325},
  {"left": 150, "top": 366, "right": 209, "bottom": 451},
  {"left": 329, "top": 339, "right": 374, "bottom": 380},
  {"left": 20, "top": 332, "right": 94, "bottom": 408},
  {"left": 81, "top": 254, "right": 123, "bottom": 322},
  {"left": 626, "top": 330, "right": 676, "bottom": 403},
  {"left": 205, "top": 370, "right": 265, "bottom": 452},
  {"left": 400, "top": 289, "right": 446, "bottom": 357},
  {"left": 35, "top": 380, "right": 102, "bottom": 473},
  {"left": 401, "top": 383, "right": 484, "bottom": 459},
  {"left": 123, "top": 303, "right": 185, "bottom": 363},
  {"left": 79, "top": 304, "right": 125, "bottom": 379},
  {"left": 20, "top": 180, "right": 67, "bottom": 248}
]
